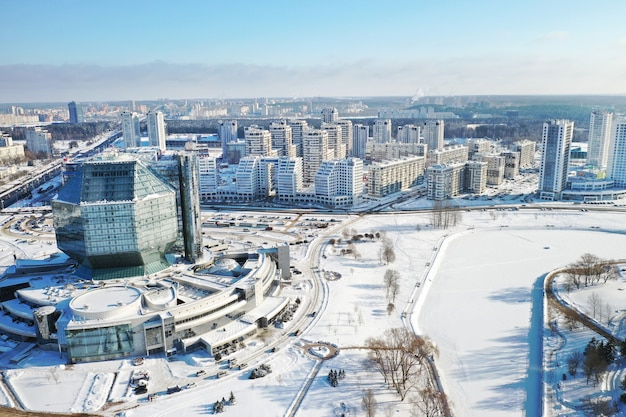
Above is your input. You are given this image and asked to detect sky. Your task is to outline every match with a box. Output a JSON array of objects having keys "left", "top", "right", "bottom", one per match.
[{"left": 2, "top": 0, "right": 626, "bottom": 102}]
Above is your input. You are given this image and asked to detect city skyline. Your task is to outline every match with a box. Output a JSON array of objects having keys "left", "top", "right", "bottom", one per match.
[{"left": 2, "top": 0, "right": 626, "bottom": 102}]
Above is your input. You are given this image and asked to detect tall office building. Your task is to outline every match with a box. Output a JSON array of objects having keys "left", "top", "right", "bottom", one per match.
[
  {"left": 373, "top": 119, "right": 392, "bottom": 143},
  {"left": 423, "top": 120, "right": 444, "bottom": 151},
  {"left": 269, "top": 120, "right": 296, "bottom": 157},
  {"left": 302, "top": 129, "right": 329, "bottom": 184},
  {"left": 538, "top": 119, "right": 574, "bottom": 200},
  {"left": 352, "top": 124, "right": 369, "bottom": 158},
  {"left": 177, "top": 153, "right": 202, "bottom": 262},
  {"left": 218, "top": 120, "right": 238, "bottom": 161},
  {"left": 586, "top": 111, "right": 613, "bottom": 170},
  {"left": 287, "top": 119, "right": 308, "bottom": 157},
  {"left": 121, "top": 111, "right": 141, "bottom": 148},
  {"left": 397, "top": 124, "right": 420, "bottom": 144},
  {"left": 147, "top": 110, "right": 167, "bottom": 152},
  {"left": 608, "top": 117, "right": 626, "bottom": 187},
  {"left": 321, "top": 107, "right": 339, "bottom": 123},
  {"left": 68, "top": 101, "right": 84, "bottom": 124}
]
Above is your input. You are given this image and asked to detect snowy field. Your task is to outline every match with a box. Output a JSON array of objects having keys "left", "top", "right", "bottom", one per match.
[{"left": 1, "top": 208, "right": 626, "bottom": 416}]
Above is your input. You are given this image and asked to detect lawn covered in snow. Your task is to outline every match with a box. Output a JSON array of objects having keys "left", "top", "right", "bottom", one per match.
[{"left": 1, "top": 208, "right": 626, "bottom": 416}]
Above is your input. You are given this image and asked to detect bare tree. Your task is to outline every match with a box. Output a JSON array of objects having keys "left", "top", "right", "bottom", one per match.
[
  {"left": 587, "top": 292, "right": 601, "bottom": 320},
  {"left": 567, "top": 254, "right": 615, "bottom": 289},
  {"left": 362, "top": 389, "right": 378, "bottom": 417},
  {"left": 578, "top": 253, "right": 602, "bottom": 287},
  {"left": 566, "top": 268, "right": 583, "bottom": 290},
  {"left": 348, "top": 243, "right": 361, "bottom": 261},
  {"left": 431, "top": 200, "right": 462, "bottom": 229},
  {"left": 366, "top": 329, "right": 437, "bottom": 400},
  {"left": 410, "top": 388, "right": 444, "bottom": 417},
  {"left": 379, "top": 238, "right": 396, "bottom": 265},
  {"left": 601, "top": 262, "right": 617, "bottom": 284},
  {"left": 604, "top": 302, "right": 613, "bottom": 325},
  {"left": 384, "top": 269, "right": 400, "bottom": 302}
]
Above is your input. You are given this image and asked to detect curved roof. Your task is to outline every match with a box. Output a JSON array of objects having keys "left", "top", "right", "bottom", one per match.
[{"left": 69, "top": 286, "right": 142, "bottom": 320}]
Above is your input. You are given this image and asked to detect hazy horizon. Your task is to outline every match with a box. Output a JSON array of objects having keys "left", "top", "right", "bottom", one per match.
[{"left": 3, "top": 0, "right": 626, "bottom": 102}]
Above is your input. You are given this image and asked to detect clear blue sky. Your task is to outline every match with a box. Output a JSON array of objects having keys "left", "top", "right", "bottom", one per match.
[{"left": 2, "top": 0, "right": 626, "bottom": 102}]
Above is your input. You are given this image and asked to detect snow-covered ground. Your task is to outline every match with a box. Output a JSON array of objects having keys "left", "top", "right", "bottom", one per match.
[{"left": 1, "top": 207, "right": 626, "bottom": 416}]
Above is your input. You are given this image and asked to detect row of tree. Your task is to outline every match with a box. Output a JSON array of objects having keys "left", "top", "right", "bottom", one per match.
[
  {"left": 565, "top": 253, "right": 616, "bottom": 290},
  {"left": 430, "top": 200, "right": 462, "bottom": 229}
]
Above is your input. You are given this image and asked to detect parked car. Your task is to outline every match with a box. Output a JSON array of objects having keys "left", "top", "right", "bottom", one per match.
[{"left": 167, "top": 385, "right": 182, "bottom": 394}]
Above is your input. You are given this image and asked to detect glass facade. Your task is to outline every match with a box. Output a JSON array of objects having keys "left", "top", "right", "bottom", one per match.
[
  {"left": 53, "top": 156, "right": 178, "bottom": 279},
  {"left": 66, "top": 323, "right": 133, "bottom": 362}
]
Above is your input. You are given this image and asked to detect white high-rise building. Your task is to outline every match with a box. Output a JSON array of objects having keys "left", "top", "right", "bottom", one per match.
[
  {"left": 587, "top": 111, "right": 613, "bottom": 170},
  {"left": 314, "top": 158, "right": 363, "bottom": 207},
  {"left": 322, "top": 123, "right": 346, "bottom": 159},
  {"left": 539, "top": 119, "right": 574, "bottom": 200},
  {"left": 276, "top": 157, "right": 304, "bottom": 202},
  {"left": 235, "top": 157, "right": 261, "bottom": 200},
  {"left": 121, "top": 111, "right": 141, "bottom": 148},
  {"left": 25, "top": 127, "right": 52, "bottom": 156},
  {"left": 397, "top": 124, "right": 420, "bottom": 144},
  {"left": 198, "top": 155, "right": 219, "bottom": 200},
  {"left": 352, "top": 124, "right": 369, "bottom": 158},
  {"left": 218, "top": 120, "right": 238, "bottom": 161},
  {"left": 302, "top": 129, "right": 329, "bottom": 184},
  {"left": 269, "top": 120, "right": 296, "bottom": 157},
  {"left": 146, "top": 110, "right": 166, "bottom": 151},
  {"left": 245, "top": 126, "right": 276, "bottom": 157},
  {"left": 373, "top": 119, "right": 392, "bottom": 143},
  {"left": 423, "top": 120, "right": 444, "bottom": 151},
  {"left": 513, "top": 140, "right": 536, "bottom": 168},
  {"left": 287, "top": 119, "right": 308, "bottom": 157},
  {"left": 608, "top": 117, "right": 626, "bottom": 187},
  {"left": 321, "top": 107, "right": 338, "bottom": 123},
  {"left": 335, "top": 119, "right": 353, "bottom": 156}
]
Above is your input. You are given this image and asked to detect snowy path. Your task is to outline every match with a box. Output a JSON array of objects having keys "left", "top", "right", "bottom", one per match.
[
  {"left": 283, "top": 360, "right": 322, "bottom": 417},
  {"left": 525, "top": 275, "right": 545, "bottom": 417}
]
